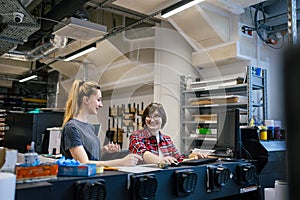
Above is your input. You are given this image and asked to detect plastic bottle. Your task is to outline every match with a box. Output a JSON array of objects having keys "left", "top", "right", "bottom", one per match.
[
  {"left": 196, "top": 125, "right": 200, "bottom": 134},
  {"left": 260, "top": 126, "right": 268, "bottom": 140},
  {"left": 267, "top": 126, "right": 274, "bottom": 140},
  {"left": 274, "top": 126, "right": 281, "bottom": 139},
  {"left": 186, "top": 75, "right": 192, "bottom": 89},
  {"left": 249, "top": 118, "right": 255, "bottom": 126},
  {"left": 24, "top": 141, "right": 39, "bottom": 166},
  {"left": 275, "top": 180, "right": 289, "bottom": 200}
]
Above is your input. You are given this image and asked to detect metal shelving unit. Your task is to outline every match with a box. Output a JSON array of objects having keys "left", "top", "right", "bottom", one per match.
[{"left": 180, "top": 66, "right": 267, "bottom": 153}]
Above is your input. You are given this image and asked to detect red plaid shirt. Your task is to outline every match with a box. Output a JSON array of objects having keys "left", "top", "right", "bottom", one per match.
[{"left": 129, "top": 128, "right": 184, "bottom": 162}]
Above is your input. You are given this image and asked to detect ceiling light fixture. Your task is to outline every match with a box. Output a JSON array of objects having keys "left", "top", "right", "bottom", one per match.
[
  {"left": 19, "top": 74, "right": 38, "bottom": 82},
  {"left": 161, "top": 0, "right": 204, "bottom": 18},
  {"left": 64, "top": 43, "right": 97, "bottom": 61}
]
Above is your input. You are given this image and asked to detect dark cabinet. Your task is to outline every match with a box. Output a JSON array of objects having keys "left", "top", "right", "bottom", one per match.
[{"left": 4, "top": 112, "right": 64, "bottom": 153}]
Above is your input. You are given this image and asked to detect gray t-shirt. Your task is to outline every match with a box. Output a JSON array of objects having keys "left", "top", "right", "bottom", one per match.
[{"left": 61, "top": 119, "right": 101, "bottom": 160}]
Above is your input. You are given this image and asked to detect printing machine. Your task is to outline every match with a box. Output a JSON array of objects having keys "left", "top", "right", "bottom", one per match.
[
  {"left": 16, "top": 159, "right": 259, "bottom": 200},
  {"left": 240, "top": 127, "right": 287, "bottom": 189},
  {"left": 14, "top": 127, "right": 286, "bottom": 200}
]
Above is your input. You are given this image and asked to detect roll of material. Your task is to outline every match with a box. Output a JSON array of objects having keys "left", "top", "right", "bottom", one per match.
[
  {"left": 275, "top": 180, "right": 289, "bottom": 200},
  {"left": 96, "top": 166, "right": 104, "bottom": 174},
  {"left": 0, "top": 172, "right": 16, "bottom": 200},
  {"left": 264, "top": 188, "right": 275, "bottom": 200},
  {"left": 264, "top": 120, "right": 274, "bottom": 127}
]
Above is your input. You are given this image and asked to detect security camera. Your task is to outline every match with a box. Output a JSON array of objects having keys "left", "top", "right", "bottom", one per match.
[{"left": 13, "top": 12, "right": 24, "bottom": 23}]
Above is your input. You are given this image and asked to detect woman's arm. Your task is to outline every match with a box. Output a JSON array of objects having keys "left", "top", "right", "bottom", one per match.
[
  {"left": 143, "top": 151, "right": 178, "bottom": 164},
  {"left": 69, "top": 145, "right": 90, "bottom": 163},
  {"left": 161, "top": 134, "right": 185, "bottom": 162},
  {"left": 69, "top": 146, "right": 142, "bottom": 167},
  {"left": 98, "top": 154, "right": 142, "bottom": 166},
  {"left": 142, "top": 151, "right": 161, "bottom": 164}
]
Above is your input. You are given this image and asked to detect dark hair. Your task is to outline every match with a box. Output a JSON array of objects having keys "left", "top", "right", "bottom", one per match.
[{"left": 142, "top": 102, "right": 167, "bottom": 128}]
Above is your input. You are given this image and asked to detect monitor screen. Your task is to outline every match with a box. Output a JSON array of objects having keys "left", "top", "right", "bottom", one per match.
[{"left": 215, "top": 108, "right": 241, "bottom": 159}]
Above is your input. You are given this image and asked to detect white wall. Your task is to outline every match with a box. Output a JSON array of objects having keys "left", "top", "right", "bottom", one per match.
[
  {"left": 238, "top": 8, "right": 286, "bottom": 128},
  {"left": 258, "top": 40, "right": 286, "bottom": 128},
  {"left": 153, "top": 22, "right": 199, "bottom": 152}
]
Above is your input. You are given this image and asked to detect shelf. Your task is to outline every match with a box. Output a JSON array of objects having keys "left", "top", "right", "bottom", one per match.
[
  {"left": 182, "top": 136, "right": 217, "bottom": 141},
  {"left": 22, "top": 98, "right": 47, "bottom": 103},
  {"left": 183, "top": 103, "right": 247, "bottom": 109},
  {"left": 0, "top": 96, "right": 47, "bottom": 112},
  {"left": 0, "top": 109, "right": 7, "bottom": 146},
  {"left": 183, "top": 121, "right": 217, "bottom": 124},
  {"left": 180, "top": 66, "right": 268, "bottom": 153},
  {"left": 188, "top": 94, "right": 247, "bottom": 100},
  {"left": 251, "top": 75, "right": 264, "bottom": 88},
  {"left": 253, "top": 103, "right": 264, "bottom": 107},
  {"left": 183, "top": 83, "right": 248, "bottom": 93}
]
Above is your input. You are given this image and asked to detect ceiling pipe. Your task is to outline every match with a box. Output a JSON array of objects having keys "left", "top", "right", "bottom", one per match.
[
  {"left": 100, "top": 0, "right": 116, "bottom": 7},
  {"left": 31, "top": 35, "right": 68, "bottom": 57},
  {"left": 86, "top": 1, "right": 160, "bottom": 25},
  {"left": 95, "top": 9, "right": 162, "bottom": 43},
  {"left": 2, "top": 35, "right": 67, "bottom": 61}
]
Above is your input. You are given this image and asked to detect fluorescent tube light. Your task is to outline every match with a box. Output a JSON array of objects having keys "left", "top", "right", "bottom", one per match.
[
  {"left": 64, "top": 43, "right": 97, "bottom": 61},
  {"left": 19, "top": 74, "right": 38, "bottom": 82},
  {"left": 161, "top": 0, "right": 204, "bottom": 18}
]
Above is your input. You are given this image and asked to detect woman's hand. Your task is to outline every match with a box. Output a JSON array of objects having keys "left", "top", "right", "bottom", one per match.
[
  {"left": 121, "top": 154, "right": 143, "bottom": 166},
  {"left": 160, "top": 156, "right": 178, "bottom": 165},
  {"left": 188, "top": 152, "right": 208, "bottom": 159},
  {"left": 102, "top": 142, "right": 120, "bottom": 153}
]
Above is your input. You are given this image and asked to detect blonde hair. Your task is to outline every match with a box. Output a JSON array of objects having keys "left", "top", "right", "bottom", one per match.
[{"left": 62, "top": 80, "right": 101, "bottom": 127}]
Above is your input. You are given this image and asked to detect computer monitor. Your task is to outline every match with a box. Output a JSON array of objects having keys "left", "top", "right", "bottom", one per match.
[{"left": 214, "top": 108, "right": 241, "bottom": 159}]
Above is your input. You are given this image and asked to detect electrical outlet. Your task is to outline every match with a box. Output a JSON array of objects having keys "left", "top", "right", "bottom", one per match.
[{"left": 240, "top": 25, "right": 254, "bottom": 38}]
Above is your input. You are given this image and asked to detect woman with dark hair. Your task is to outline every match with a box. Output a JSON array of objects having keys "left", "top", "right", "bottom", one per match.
[
  {"left": 61, "top": 79, "right": 142, "bottom": 166},
  {"left": 129, "top": 102, "right": 200, "bottom": 165}
]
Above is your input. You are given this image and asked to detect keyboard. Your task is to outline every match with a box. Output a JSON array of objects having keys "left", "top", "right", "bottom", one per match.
[
  {"left": 180, "top": 157, "right": 219, "bottom": 166},
  {"left": 206, "top": 148, "right": 234, "bottom": 157},
  {"left": 208, "top": 151, "right": 233, "bottom": 158}
]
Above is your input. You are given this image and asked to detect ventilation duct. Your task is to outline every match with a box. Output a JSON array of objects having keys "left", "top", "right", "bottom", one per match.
[{"left": 1, "top": 35, "right": 67, "bottom": 62}]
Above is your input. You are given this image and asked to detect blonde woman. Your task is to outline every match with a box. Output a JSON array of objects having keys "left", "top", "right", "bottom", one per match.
[{"left": 61, "top": 80, "right": 142, "bottom": 166}]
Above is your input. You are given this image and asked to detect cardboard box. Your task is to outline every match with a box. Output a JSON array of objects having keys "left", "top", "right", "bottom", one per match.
[
  {"left": 0, "top": 147, "right": 18, "bottom": 173},
  {"left": 15, "top": 163, "right": 58, "bottom": 181},
  {"left": 58, "top": 164, "right": 96, "bottom": 177}
]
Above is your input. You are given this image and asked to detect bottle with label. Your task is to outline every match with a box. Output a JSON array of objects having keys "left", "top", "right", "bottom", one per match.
[
  {"left": 24, "top": 141, "right": 39, "bottom": 166},
  {"left": 260, "top": 126, "right": 268, "bottom": 140},
  {"left": 274, "top": 127, "right": 281, "bottom": 139},
  {"left": 195, "top": 125, "right": 201, "bottom": 134},
  {"left": 267, "top": 126, "right": 274, "bottom": 140},
  {"left": 186, "top": 75, "right": 192, "bottom": 89}
]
